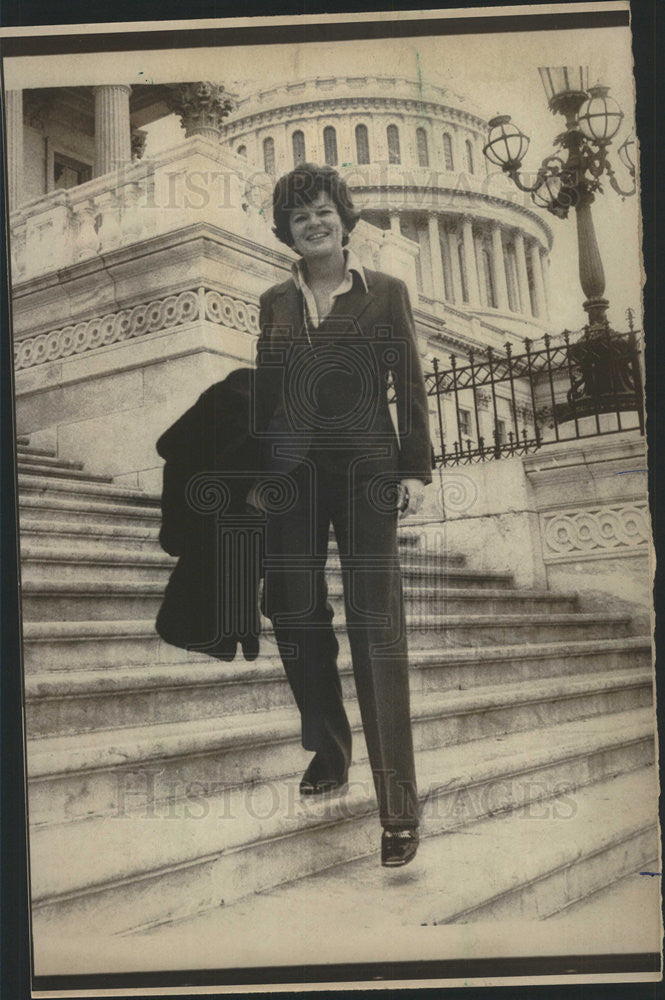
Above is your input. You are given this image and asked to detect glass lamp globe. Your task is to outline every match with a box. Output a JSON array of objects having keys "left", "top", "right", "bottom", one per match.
[
  {"left": 618, "top": 132, "right": 636, "bottom": 173},
  {"left": 578, "top": 85, "right": 624, "bottom": 143},
  {"left": 483, "top": 115, "right": 529, "bottom": 168},
  {"left": 532, "top": 172, "right": 562, "bottom": 210}
]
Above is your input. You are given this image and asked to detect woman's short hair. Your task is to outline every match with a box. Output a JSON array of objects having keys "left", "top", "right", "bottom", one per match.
[{"left": 272, "top": 163, "right": 360, "bottom": 250}]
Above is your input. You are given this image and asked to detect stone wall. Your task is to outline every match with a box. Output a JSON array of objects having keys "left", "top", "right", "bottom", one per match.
[{"left": 412, "top": 432, "right": 650, "bottom": 629}]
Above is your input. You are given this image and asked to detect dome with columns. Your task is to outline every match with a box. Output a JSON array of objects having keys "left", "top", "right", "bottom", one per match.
[{"left": 220, "top": 75, "right": 554, "bottom": 339}]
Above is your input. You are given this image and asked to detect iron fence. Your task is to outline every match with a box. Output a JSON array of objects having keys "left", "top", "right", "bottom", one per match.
[{"left": 421, "top": 328, "right": 645, "bottom": 467}]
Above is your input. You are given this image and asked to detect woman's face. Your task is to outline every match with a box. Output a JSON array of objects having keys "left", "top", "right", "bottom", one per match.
[{"left": 288, "top": 191, "right": 345, "bottom": 260}]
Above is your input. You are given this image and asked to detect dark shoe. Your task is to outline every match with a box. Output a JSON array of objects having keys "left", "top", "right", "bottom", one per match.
[
  {"left": 381, "top": 827, "right": 419, "bottom": 867},
  {"left": 299, "top": 753, "right": 348, "bottom": 796}
]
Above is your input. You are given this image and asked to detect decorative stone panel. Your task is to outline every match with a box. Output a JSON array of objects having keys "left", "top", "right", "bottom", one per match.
[
  {"left": 14, "top": 288, "right": 260, "bottom": 371},
  {"left": 541, "top": 502, "right": 650, "bottom": 562}
]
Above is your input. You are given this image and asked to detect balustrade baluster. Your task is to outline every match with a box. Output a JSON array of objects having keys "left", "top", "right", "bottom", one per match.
[{"left": 73, "top": 201, "right": 100, "bottom": 261}]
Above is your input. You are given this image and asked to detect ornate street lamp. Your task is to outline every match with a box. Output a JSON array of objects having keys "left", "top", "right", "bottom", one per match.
[
  {"left": 483, "top": 66, "right": 636, "bottom": 333},
  {"left": 483, "top": 67, "right": 639, "bottom": 426}
]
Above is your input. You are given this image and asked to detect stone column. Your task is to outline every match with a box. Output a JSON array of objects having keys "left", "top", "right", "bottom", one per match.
[
  {"left": 447, "top": 224, "right": 462, "bottom": 304},
  {"left": 428, "top": 211, "right": 445, "bottom": 302},
  {"left": 416, "top": 219, "right": 434, "bottom": 298},
  {"left": 340, "top": 116, "right": 354, "bottom": 166},
  {"left": 303, "top": 121, "right": 317, "bottom": 165},
  {"left": 164, "top": 81, "right": 233, "bottom": 140},
  {"left": 528, "top": 240, "right": 547, "bottom": 318},
  {"left": 279, "top": 123, "right": 289, "bottom": 175},
  {"left": 6, "top": 90, "right": 24, "bottom": 211},
  {"left": 390, "top": 209, "right": 401, "bottom": 236},
  {"left": 490, "top": 222, "right": 510, "bottom": 311},
  {"left": 93, "top": 85, "right": 132, "bottom": 177},
  {"left": 539, "top": 248, "right": 551, "bottom": 321},
  {"left": 513, "top": 230, "right": 532, "bottom": 316},
  {"left": 461, "top": 215, "right": 481, "bottom": 306}
]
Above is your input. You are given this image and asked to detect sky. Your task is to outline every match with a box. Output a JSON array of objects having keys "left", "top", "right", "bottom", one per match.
[{"left": 5, "top": 13, "right": 641, "bottom": 334}]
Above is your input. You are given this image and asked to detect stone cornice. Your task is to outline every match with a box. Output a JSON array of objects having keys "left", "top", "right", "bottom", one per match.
[
  {"left": 357, "top": 186, "right": 553, "bottom": 249},
  {"left": 222, "top": 95, "right": 486, "bottom": 139}
]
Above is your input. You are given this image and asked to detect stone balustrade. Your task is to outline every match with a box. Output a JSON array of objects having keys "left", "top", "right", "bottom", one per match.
[{"left": 9, "top": 136, "right": 275, "bottom": 285}]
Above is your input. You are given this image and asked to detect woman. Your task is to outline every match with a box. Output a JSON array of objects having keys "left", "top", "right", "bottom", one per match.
[{"left": 254, "top": 164, "right": 432, "bottom": 867}]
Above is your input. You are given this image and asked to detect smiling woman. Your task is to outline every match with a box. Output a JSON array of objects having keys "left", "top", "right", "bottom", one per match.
[{"left": 253, "top": 163, "right": 433, "bottom": 868}]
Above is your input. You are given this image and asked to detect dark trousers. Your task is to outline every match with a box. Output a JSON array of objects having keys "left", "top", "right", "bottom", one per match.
[{"left": 261, "top": 453, "right": 419, "bottom": 829}]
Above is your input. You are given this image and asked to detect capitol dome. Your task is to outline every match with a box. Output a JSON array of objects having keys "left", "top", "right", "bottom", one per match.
[{"left": 220, "top": 75, "right": 554, "bottom": 339}]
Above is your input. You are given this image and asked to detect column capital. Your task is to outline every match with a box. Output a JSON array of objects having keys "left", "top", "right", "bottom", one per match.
[
  {"left": 165, "top": 82, "right": 234, "bottom": 139},
  {"left": 92, "top": 83, "right": 132, "bottom": 97}
]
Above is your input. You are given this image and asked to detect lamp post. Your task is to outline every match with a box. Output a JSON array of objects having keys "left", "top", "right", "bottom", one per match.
[
  {"left": 483, "top": 66, "right": 636, "bottom": 334},
  {"left": 483, "top": 66, "right": 640, "bottom": 427}
]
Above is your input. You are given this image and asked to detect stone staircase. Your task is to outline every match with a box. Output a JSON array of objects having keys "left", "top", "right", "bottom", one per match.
[{"left": 18, "top": 436, "right": 657, "bottom": 948}]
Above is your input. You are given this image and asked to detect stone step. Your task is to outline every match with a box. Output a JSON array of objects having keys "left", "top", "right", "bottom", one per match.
[
  {"left": 123, "top": 766, "right": 660, "bottom": 968},
  {"left": 547, "top": 857, "right": 661, "bottom": 929},
  {"left": 20, "top": 548, "right": 176, "bottom": 585},
  {"left": 327, "top": 559, "right": 510, "bottom": 586},
  {"left": 19, "top": 575, "right": 578, "bottom": 621},
  {"left": 17, "top": 443, "right": 57, "bottom": 458},
  {"left": 20, "top": 554, "right": 498, "bottom": 592},
  {"left": 18, "top": 452, "right": 85, "bottom": 472},
  {"left": 21, "top": 613, "right": 634, "bottom": 673},
  {"left": 28, "top": 710, "right": 655, "bottom": 937},
  {"left": 26, "top": 668, "right": 653, "bottom": 827},
  {"left": 19, "top": 520, "right": 163, "bottom": 554},
  {"left": 19, "top": 552, "right": 468, "bottom": 589},
  {"left": 25, "top": 637, "right": 652, "bottom": 738},
  {"left": 18, "top": 505, "right": 449, "bottom": 554},
  {"left": 19, "top": 495, "right": 163, "bottom": 529},
  {"left": 18, "top": 463, "right": 114, "bottom": 484},
  {"left": 19, "top": 474, "right": 161, "bottom": 506}
]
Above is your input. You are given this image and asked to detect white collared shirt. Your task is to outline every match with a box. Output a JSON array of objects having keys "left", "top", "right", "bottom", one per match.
[{"left": 291, "top": 248, "right": 368, "bottom": 328}]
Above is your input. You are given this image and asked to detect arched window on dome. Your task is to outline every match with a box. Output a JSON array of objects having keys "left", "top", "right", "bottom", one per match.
[
  {"left": 263, "top": 137, "right": 276, "bottom": 176},
  {"left": 481, "top": 244, "right": 497, "bottom": 308},
  {"left": 355, "top": 124, "right": 370, "bottom": 164},
  {"left": 323, "top": 126, "right": 338, "bottom": 166},
  {"left": 292, "top": 130, "right": 306, "bottom": 166},
  {"left": 387, "top": 124, "right": 401, "bottom": 165},
  {"left": 416, "top": 127, "right": 429, "bottom": 167},
  {"left": 465, "top": 139, "right": 475, "bottom": 175},
  {"left": 442, "top": 133, "right": 454, "bottom": 171},
  {"left": 236, "top": 145, "right": 247, "bottom": 158}
]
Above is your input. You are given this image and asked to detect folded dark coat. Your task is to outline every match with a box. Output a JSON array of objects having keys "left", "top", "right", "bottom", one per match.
[{"left": 155, "top": 368, "right": 264, "bottom": 662}]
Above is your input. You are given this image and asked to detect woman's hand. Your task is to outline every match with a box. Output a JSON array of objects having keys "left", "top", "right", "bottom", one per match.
[{"left": 398, "top": 478, "right": 425, "bottom": 518}]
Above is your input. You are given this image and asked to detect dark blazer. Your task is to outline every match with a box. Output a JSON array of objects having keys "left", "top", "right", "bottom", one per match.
[
  {"left": 155, "top": 369, "right": 264, "bottom": 662},
  {"left": 255, "top": 268, "right": 433, "bottom": 484}
]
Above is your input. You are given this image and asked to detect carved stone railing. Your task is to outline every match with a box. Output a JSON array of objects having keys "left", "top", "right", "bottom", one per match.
[{"left": 9, "top": 135, "right": 276, "bottom": 284}]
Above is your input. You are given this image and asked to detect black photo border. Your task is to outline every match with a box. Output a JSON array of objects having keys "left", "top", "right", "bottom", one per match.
[{"left": 1, "top": 1, "right": 661, "bottom": 997}]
